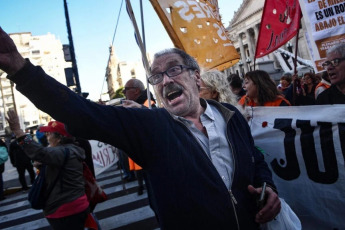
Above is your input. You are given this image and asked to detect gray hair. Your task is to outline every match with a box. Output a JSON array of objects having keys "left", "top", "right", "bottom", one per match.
[
  {"left": 327, "top": 43, "right": 345, "bottom": 57},
  {"left": 201, "top": 70, "right": 237, "bottom": 105},
  {"left": 153, "top": 48, "right": 200, "bottom": 72}
]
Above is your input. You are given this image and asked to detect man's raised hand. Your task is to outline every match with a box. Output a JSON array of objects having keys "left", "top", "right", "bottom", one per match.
[{"left": 0, "top": 27, "right": 26, "bottom": 75}]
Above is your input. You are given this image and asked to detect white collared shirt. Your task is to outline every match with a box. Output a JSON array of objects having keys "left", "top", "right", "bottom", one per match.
[{"left": 177, "top": 101, "right": 234, "bottom": 189}]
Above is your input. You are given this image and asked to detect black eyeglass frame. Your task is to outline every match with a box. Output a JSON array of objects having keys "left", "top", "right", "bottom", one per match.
[
  {"left": 148, "top": 65, "right": 195, "bottom": 85},
  {"left": 322, "top": 57, "right": 345, "bottom": 69}
]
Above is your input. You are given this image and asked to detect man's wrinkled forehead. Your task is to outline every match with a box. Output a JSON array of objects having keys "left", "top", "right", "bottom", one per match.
[{"left": 150, "top": 54, "right": 183, "bottom": 74}]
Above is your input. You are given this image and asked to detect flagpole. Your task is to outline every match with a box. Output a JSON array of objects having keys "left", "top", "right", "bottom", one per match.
[
  {"left": 293, "top": 30, "right": 300, "bottom": 75},
  {"left": 139, "top": 0, "right": 152, "bottom": 109},
  {"left": 292, "top": 14, "right": 302, "bottom": 106},
  {"left": 126, "top": 0, "right": 152, "bottom": 109}
]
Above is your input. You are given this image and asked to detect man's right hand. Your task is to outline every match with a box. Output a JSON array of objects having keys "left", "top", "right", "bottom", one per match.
[{"left": 0, "top": 27, "right": 26, "bottom": 75}]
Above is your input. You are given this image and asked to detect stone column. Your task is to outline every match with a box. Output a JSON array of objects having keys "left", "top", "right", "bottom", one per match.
[
  {"left": 238, "top": 33, "right": 249, "bottom": 73},
  {"left": 253, "top": 24, "right": 260, "bottom": 46},
  {"left": 245, "top": 29, "right": 254, "bottom": 58}
]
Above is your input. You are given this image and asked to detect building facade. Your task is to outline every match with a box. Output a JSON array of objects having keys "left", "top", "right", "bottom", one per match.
[
  {"left": 105, "top": 45, "right": 149, "bottom": 100},
  {"left": 225, "top": 0, "right": 312, "bottom": 80},
  {"left": 0, "top": 32, "right": 71, "bottom": 135}
]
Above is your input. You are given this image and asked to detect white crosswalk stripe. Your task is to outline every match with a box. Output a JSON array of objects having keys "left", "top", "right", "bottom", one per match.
[{"left": 0, "top": 167, "right": 159, "bottom": 230}]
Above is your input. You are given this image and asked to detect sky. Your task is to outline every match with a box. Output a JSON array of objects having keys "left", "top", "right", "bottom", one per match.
[{"left": 0, "top": 0, "right": 243, "bottom": 100}]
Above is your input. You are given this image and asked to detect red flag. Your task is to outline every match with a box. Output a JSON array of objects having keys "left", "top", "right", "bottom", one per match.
[{"left": 255, "top": 0, "right": 301, "bottom": 58}]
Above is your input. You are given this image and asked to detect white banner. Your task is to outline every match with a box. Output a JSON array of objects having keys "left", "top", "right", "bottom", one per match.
[
  {"left": 298, "top": 0, "right": 345, "bottom": 72},
  {"left": 249, "top": 105, "right": 345, "bottom": 229},
  {"left": 89, "top": 140, "right": 119, "bottom": 176}
]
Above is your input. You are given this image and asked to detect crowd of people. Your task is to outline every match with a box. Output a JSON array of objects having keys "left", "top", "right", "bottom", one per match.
[{"left": 0, "top": 24, "right": 344, "bottom": 230}]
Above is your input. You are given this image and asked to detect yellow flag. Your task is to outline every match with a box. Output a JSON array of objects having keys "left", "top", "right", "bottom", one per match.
[{"left": 150, "top": 0, "right": 240, "bottom": 71}]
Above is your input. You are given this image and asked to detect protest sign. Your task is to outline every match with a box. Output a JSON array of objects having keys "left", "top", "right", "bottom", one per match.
[
  {"left": 298, "top": 0, "right": 345, "bottom": 72},
  {"left": 150, "top": 0, "right": 239, "bottom": 71},
  {"left": 249, "top": 105, "right": 345, "bottom": 229},
  {"left": 255, "top": 0, "right": 301, "bottom": 58},
  {"left": 89, "top": 140, "right": 118, "bottom": 176}
]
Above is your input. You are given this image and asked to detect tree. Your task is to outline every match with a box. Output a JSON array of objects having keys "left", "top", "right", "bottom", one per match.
[{"left": 112, "top": 87, "right": 124, "bottom": 99}]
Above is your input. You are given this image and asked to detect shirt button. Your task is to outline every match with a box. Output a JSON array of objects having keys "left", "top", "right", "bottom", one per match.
[{"left": 221, "top": 176, "right": 226, "bottom": 180}]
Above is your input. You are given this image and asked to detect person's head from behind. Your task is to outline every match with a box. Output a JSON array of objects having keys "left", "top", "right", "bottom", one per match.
[
  {"left": 40, "top": 121, "right": 74, "bottom": 147},
  {"left": 149, "top": 48, "right": 201, "bottom": 117},
  {"left": 243, "top": 70, "right": 279, "bottom": 106},
  {"left": 36, "top": 126, "right": 48, "bottom": 147},
  {"left": 322, "top": 43, "right": 345, "bottom": 86},
  {"left": 123, "top": 79, "right": 145, "bottom": 101},
  {"left": 227, "top": 74, "right": 243, "bottom": 96},
  {"left": 320, "top": 71, "right": 330, "bottom": 83}
]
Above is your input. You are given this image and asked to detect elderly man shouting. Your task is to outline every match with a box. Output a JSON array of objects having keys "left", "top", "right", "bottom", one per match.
[{"left": 0, "top": 27, "right": 280, "bottom": 230}]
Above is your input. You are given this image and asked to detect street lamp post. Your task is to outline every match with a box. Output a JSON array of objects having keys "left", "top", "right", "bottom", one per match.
[{"left": 246, "top": 57, "right": 252, "bottom": 71}]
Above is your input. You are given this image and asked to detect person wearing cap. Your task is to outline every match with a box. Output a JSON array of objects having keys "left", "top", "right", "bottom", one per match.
[{"left": 7, "top": 111, "right": 89, "bottom": 230}]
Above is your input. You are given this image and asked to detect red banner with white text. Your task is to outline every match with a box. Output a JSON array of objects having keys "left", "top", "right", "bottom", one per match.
[{"left": 255, "top": 0, "right": 301, "bottom": 58}]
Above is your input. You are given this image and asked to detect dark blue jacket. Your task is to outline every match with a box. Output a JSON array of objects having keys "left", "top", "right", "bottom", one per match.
[{"left": 10, "top": 61, "right": 276, "bottom": 230}]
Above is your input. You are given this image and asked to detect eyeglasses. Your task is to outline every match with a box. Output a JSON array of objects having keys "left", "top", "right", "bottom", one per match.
[
  {"left": 322, "top": 57, "right": 345, "bottom": 69},
  {"left": 122, "top": 87, "right": 137, "bottom": 94},
  {"left": 148, "top": 65, "right": 194, "bottom": 85}
]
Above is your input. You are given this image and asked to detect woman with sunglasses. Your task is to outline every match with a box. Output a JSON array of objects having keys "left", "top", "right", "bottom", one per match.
[{"left": 199, "top": 70, "right": 237, "bottom": 105}]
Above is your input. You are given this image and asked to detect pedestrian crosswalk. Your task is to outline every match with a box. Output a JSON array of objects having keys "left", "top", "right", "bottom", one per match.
[{"left": 0, "top": 167, "right": 159, "bottom": 230}]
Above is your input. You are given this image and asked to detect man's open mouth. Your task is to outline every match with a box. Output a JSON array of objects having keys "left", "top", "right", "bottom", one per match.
[
  {"left": 166, "top": 90, "right": 183, "bottom": 101},
  {"left": 164, "top": 84, "right": 184, "bottom": 102}
]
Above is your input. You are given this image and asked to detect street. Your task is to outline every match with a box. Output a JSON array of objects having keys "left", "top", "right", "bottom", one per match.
[{"left": 0, "top": 165, "right": 159, "bottom": 230}]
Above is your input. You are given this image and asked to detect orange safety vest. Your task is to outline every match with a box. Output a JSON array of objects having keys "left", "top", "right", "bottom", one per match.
[
  {"left": 128, "top": 158, "right": 142, "bottom": 171},
  {"left": 315, "top": 81, "right": 331, "bottom": 96},
  {"left": 238, "top": 95, "right": 291, "bottom": 106},
  {"left": 128, "top": 98, "right": 155, "bottom": 171}
]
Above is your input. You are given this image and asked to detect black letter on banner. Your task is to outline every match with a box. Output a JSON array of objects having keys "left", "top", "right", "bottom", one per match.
[
  {"left": 297, "top": 120, "right": 338, "bottom": 184},
  {"left": 338, "top": 123, "right": 345, "bottom": 165},
  {"left": 272, "top": 119, "right": 300, "bottom": 180}
]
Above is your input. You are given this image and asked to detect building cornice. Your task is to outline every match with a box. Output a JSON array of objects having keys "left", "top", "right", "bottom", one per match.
[{"left": 227, "top": 0, "right": 263, "bottom": 30}]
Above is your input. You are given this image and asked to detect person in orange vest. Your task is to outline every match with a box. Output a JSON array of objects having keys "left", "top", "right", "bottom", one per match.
[
  {"left": 122, "top": 79, "right": 156, "bottom": 195},
  {"left": 239, "top": 70, "right": 291, "bottom": 107},
  {"left": 315, "top": 71, "right": 331, "bottom": 99}
]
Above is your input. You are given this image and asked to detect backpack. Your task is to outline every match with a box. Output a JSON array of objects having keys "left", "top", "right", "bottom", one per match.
[
  {"left": 83, "top": 162, "right": 108, "bottom": 211},
  {"left": 0, "top": 146, "right": 8, "bottom": 165}
]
